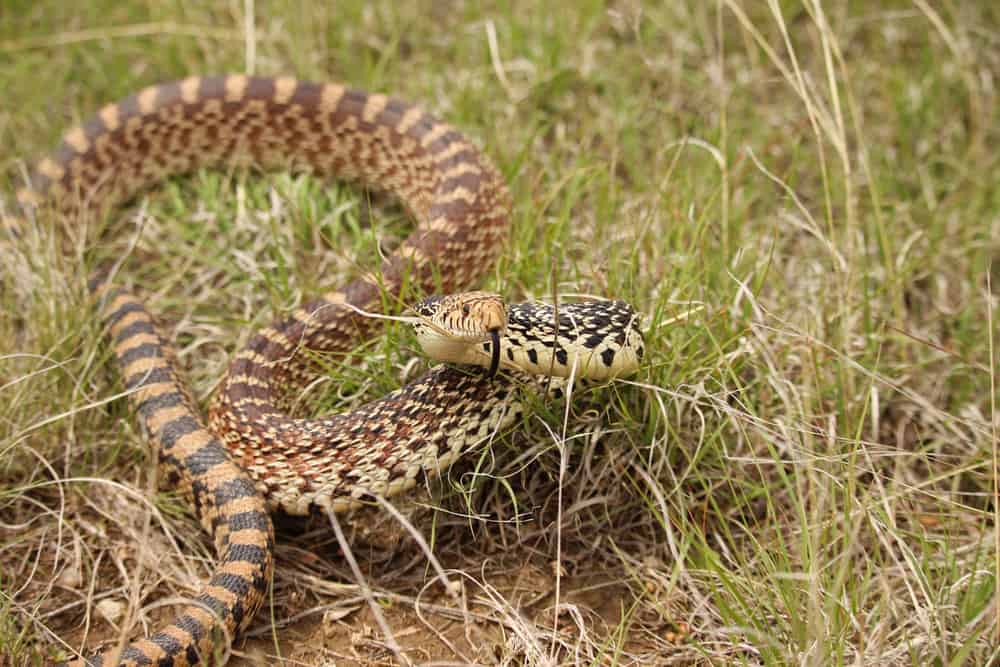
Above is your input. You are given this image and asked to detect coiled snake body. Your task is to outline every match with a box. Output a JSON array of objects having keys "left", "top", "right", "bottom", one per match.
[{"left": 7, "top": 76, "right": 642, "bottom": 665}]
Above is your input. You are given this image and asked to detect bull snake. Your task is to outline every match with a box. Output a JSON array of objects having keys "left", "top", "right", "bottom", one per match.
[{"left": 6, "top": 75, "right": 642, "bottom": 666}]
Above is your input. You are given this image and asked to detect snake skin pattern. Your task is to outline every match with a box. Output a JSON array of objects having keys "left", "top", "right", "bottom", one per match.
[
  {"left": 9, "top": 75, "right": 511, "bottom": 666},
  {"left": 413, "top": 297, "right": 645, "bottom": 382}
]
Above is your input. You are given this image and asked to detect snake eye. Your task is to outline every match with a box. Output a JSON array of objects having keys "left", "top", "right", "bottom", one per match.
[{"left": 462, "top": 305, "right": 470, "bottom": 316}]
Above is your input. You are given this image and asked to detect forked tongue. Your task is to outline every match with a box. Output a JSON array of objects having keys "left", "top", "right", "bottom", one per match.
[{"left": 488, "top": 329, "right": 501, "bottom": 378}]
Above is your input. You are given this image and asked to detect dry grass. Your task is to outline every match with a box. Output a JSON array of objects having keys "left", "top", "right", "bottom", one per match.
[{"left": 2, "top": 1, "right": 999, "bottom": 665}]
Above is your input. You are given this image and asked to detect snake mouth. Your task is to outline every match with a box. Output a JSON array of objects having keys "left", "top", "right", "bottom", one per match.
[{"left": 488, "top": 329, "right": 501, "bottom": 379}]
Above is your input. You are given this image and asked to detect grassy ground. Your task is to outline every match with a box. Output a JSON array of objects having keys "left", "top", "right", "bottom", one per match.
[{"left": 1, "top": 1, "right": 998, "bottom": 665}]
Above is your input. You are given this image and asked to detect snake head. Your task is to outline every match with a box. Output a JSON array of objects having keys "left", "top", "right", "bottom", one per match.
[{"left": 411, "top": 291, "right": 508, "bottom": 377}]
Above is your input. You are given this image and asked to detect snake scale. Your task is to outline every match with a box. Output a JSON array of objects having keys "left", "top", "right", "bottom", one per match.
[{"left": 6, "top": 75, "right": 642, "bottom": 665}]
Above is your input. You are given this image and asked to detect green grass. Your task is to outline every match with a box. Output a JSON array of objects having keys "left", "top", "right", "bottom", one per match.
[{"left": 2, "top": 1, "right": 999, "bottom": 665}]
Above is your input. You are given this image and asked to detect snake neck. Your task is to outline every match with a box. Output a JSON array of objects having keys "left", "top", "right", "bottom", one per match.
[{"left": 424, "top": 300, "right": 645, "bottom": 381}]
